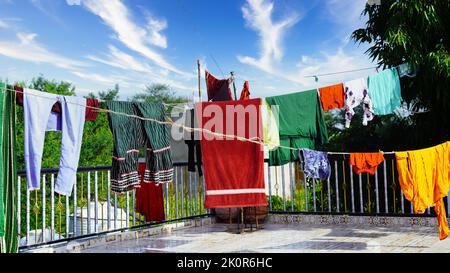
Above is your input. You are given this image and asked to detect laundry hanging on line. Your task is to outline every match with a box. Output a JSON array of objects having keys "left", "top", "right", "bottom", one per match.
[
  {"left": 319, "top": 83, "right": 345, "bottom": 111},
  {"left": 205, "top": 70, "right": 233, "bottom": 102},
  {"left": 349, "top": 153, "right": 385, "bottom": 175},
  {"left": 239, "top": 81, "right": 250, "bottom": 100},
  {"left": 261, "top": 98, "right": 280, "bottom": 151},
  {"left": 196, "top": 98, "right": 267, "bottom": 209},
  {"left": 344, "top": 78, "right": 375, "bottom": 128},
  {"left": 265, "top": 89, "right": 329, "bottom": 166},
  {"left": 15, "top": 86, "right": 100, "bottom": 122},
  {"left": 368, "top": 67, "right": 403, "bottom": 116},
  {"left": 0, "top": 83, "right": 19, "bottom": 253},
  {"left": 106, "top": 101, "right": 173, "bottom": 194},
  {"left": 135, "top": 163, "right": 165, "bottom": 222},
  {"left": 184, "top": 108, "right": 203, "bottom": 176},
  {"left": 24, "top": 88, "right": 86, "bottom": 196},
  {"left": 298, "top": 148, "right": 331, "bottom": 181},
  {"left": 395, "top": 142, "right": 450, "bottom": 240}
]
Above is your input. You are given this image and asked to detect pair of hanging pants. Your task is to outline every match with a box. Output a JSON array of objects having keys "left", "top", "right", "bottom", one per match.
[{"left": 24, "top": 88, "right": 86, "bottom": 196}]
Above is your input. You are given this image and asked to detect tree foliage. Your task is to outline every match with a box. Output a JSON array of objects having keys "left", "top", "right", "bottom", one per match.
[
  {"left": 350, "top": 0, "right": 450, "bottom": 148},
  {"left": 132, "top": 83, "right": 188, "bottom": 104}
]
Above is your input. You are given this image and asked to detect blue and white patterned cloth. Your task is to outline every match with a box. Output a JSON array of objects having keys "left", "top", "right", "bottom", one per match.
[{"left": 298, "top": 148, "right": 331, "bottom": 181}]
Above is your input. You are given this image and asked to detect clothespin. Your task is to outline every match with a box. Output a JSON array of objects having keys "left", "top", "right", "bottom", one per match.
[{"left": 379, "top": 149, "right": 384, "bottom": 155}]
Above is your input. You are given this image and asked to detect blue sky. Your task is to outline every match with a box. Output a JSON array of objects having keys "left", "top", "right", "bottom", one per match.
[{"left": 0, "top": 0, "right": 376, "bottom": 100}]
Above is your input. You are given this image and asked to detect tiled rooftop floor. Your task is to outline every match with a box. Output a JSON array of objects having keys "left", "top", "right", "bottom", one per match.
[{"left": 78, "top": 223, "right": 450, "bottom": 253}]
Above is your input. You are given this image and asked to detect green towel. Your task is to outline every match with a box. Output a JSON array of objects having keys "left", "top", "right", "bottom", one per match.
[
  {"left": 265, "top": 89, "right": 329, "bottom": 166},
  {"left": 0, "top": 82, "right": 4, "bottom": 239},
  {"left": 0, "top": 83, "right": 18, "bottom": 253}
]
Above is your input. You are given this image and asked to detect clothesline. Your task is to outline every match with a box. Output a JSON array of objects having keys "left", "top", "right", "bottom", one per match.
[
  {"left": 1, "top": 86, "right": 410, "bottom": 155},
  {"left": 303, "top": 66, "right": 379, "bottom": 78}
]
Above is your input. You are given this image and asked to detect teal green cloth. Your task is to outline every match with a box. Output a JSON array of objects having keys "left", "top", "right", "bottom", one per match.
[
  {"left": 0, "top": 82, "right": 4, "bottom": 239},
  {"left": 0, "top": 83, "right": 18, "bottom": 253},
  {"left": 265, "top": 89, "right": 329, "bottom": 166},
  {"left": 368, "top": 68, "right": 402, "bottom": 115}
]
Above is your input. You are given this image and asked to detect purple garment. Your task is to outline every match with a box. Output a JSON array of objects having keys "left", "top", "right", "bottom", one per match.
[{"left": 298, "top": 148, "right": 331, "bottom": 180}]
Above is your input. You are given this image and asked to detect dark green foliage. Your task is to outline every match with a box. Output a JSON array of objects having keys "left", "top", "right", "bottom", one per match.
[
  {"left": 350, "top": 0, "right": 450, "bottom": 149},
  {"left": 132, "top": 83, "right": 188, "bottom": 104}
]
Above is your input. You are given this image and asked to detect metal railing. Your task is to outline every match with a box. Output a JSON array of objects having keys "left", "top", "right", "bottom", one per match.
[
  {"left": 17, "top": 163, "right": 208, "bottom": 250},
  {"left": 17, "top": 155, "right": 445, "bottom": 249},
  {"left": 265, "top": 154, "right": 448, "bottom": 216}
]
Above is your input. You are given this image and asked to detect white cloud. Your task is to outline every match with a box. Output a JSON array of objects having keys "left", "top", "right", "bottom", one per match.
[
  {"left": 287, "top": 48, "right": 376, "bottom": 87},
  {"left": 71, "top": 70, "right": 131, "bottom": 87},
  {"left": 237, "top": 0, "right": 300, "bottom": 73},
  {"left": 66, "top": 0, "right": 80, "bottom": 4},
  {"left": 325, "top": 0, "right": 367, "bottom": 41},
  {"left": 86, "top": 45, "right": 158, "bottom": 76},
  {"left": 0, "top": 32, "right": 87, "bottom": 70},
  {"left": 0, "top": 19, "right": 8, "bottom": 28},
  {"left": 86, "top": 45, "right": 193, "bottom": 91},
  {"left": 66, "top": 0, "right": 187, "bottom": 76},
  {"left": 147, "top": 18, "right": 168, "bottom": 49},
  {"left": 30, "top": 0, "right": 68, "bottom": 27}
]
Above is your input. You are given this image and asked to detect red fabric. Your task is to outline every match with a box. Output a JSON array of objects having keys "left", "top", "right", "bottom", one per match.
[
  {"left": 16, "top": 86, "right": 62, "bottom": 113},
  {"left": 15, "top": 86, "right": 99, "bottom": 121},
  {"left": 85, "top": 98, "right": 100, "bottom": 121},
  {"left": 239, "top": 81, "right": 250, "bottom": 100},
  {"left": 196, "top": 98, "right": 267, "bottom": 209},
  {"left": 136, "top": 163, "right": 165, "bottom": 222},
  {"left": 319, "top": 83, "right": 345, "bottom": 111},
  {"left": 349, "top": 153, "right": 385, "bottom": 175},
  {"left": 205, "top": 70, "right": 233, "bottom": 102}
]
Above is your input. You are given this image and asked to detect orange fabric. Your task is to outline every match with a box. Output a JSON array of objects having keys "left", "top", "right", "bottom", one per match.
[
  {"left": 395, "top": 142, "right": 450, "bottom": 240},
  {"left": 319, "top": 83, "right": 345, "bottom": 111},
  {"left": 349, "top": 153, "right": 385, "bottom": 175}
]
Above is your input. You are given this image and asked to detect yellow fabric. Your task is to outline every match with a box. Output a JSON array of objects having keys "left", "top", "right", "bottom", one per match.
[
  {"left": 261, "top": 98, "right": 280, "bottom": 150},
  {"left": 395, "top": 142, "right": 450, "bottom": 240}
]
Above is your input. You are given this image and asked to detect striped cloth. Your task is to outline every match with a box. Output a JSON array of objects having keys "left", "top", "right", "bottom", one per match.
[
  {"left": 0, "top": 83, "right": 19, "bottom": 253},
  {"left": 106, "top": 101, "right": 173, "bottom": 193}
]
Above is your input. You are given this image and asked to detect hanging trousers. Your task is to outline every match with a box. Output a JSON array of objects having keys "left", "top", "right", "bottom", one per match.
[
  {"left": 24, "top": 88, "right": 86, "bottom": 196},
  {"left": 106, "top": 101, "right": 173, "bottom": 193},
  {"left": 184, "top": 109, "right": 203, "bottom": 176}
]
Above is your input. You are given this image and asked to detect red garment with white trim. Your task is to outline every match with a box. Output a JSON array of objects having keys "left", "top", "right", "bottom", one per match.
[
  {"left": 195, "top": 98, "right": 267, "bottom": 208},
  {"left": 135, "top": 163, "right": 165, "bottom": 222}
]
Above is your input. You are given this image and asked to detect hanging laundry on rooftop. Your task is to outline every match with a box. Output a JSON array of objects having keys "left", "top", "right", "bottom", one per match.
[
  {"left": 205, "top": 70, "right": 233, "bottom": 102},
  {"left": 265, "top": 90, "right": 329, "bottom": 166},
  {"left": 395, "top": 142, "right": 450, "bottom": 240},
  {"left": 368, "top": 68, "right": 403, "bottom": 115},
  {"left": 196, "top": 98, "right": 267, "bottom": 209},
  {"left": 15, "top": 86, "right": 100, "bottom": 122},
  {"left": 319, "top": 83, "right": 345, "bottom": 111},
  {"left": 239, "top": 81, "right": 251, "bottom": 100},
  {"left": 344, "top": 78, "right": 375, "bottom": 128},
  {"left": 23, "top": 88, "right": 86, "bottom": 196},
  {"left": 106, "top": 101, "right": 173, "bottom": 193},
  {"left": 183, "top": 107, "right": 203, "bottom": 176},
  {"left": 0, "top": 82, "right": 19, "bottom": 253},
  {"left": 298, "top": 148, "right": 331, "bottom": 181},
  {"left": 261, "top": 98, "right": 280, "bottom": 151},
  {"left": 349, "top": 152, "right": 385, "bottom": 175},
  {"left": 135, "top": 163, "right": 165, "bottom": 222}
]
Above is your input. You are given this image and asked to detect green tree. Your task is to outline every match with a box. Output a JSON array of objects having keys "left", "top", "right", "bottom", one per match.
[
  {"left": 351, "top": 0, "right": 450, "bottom": 148},
  {"left": 132, "top": 83, "right": 188, "bottom": 104},
  {"left": 79, "top": 86, "right": 121, "bottom": 167}
]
